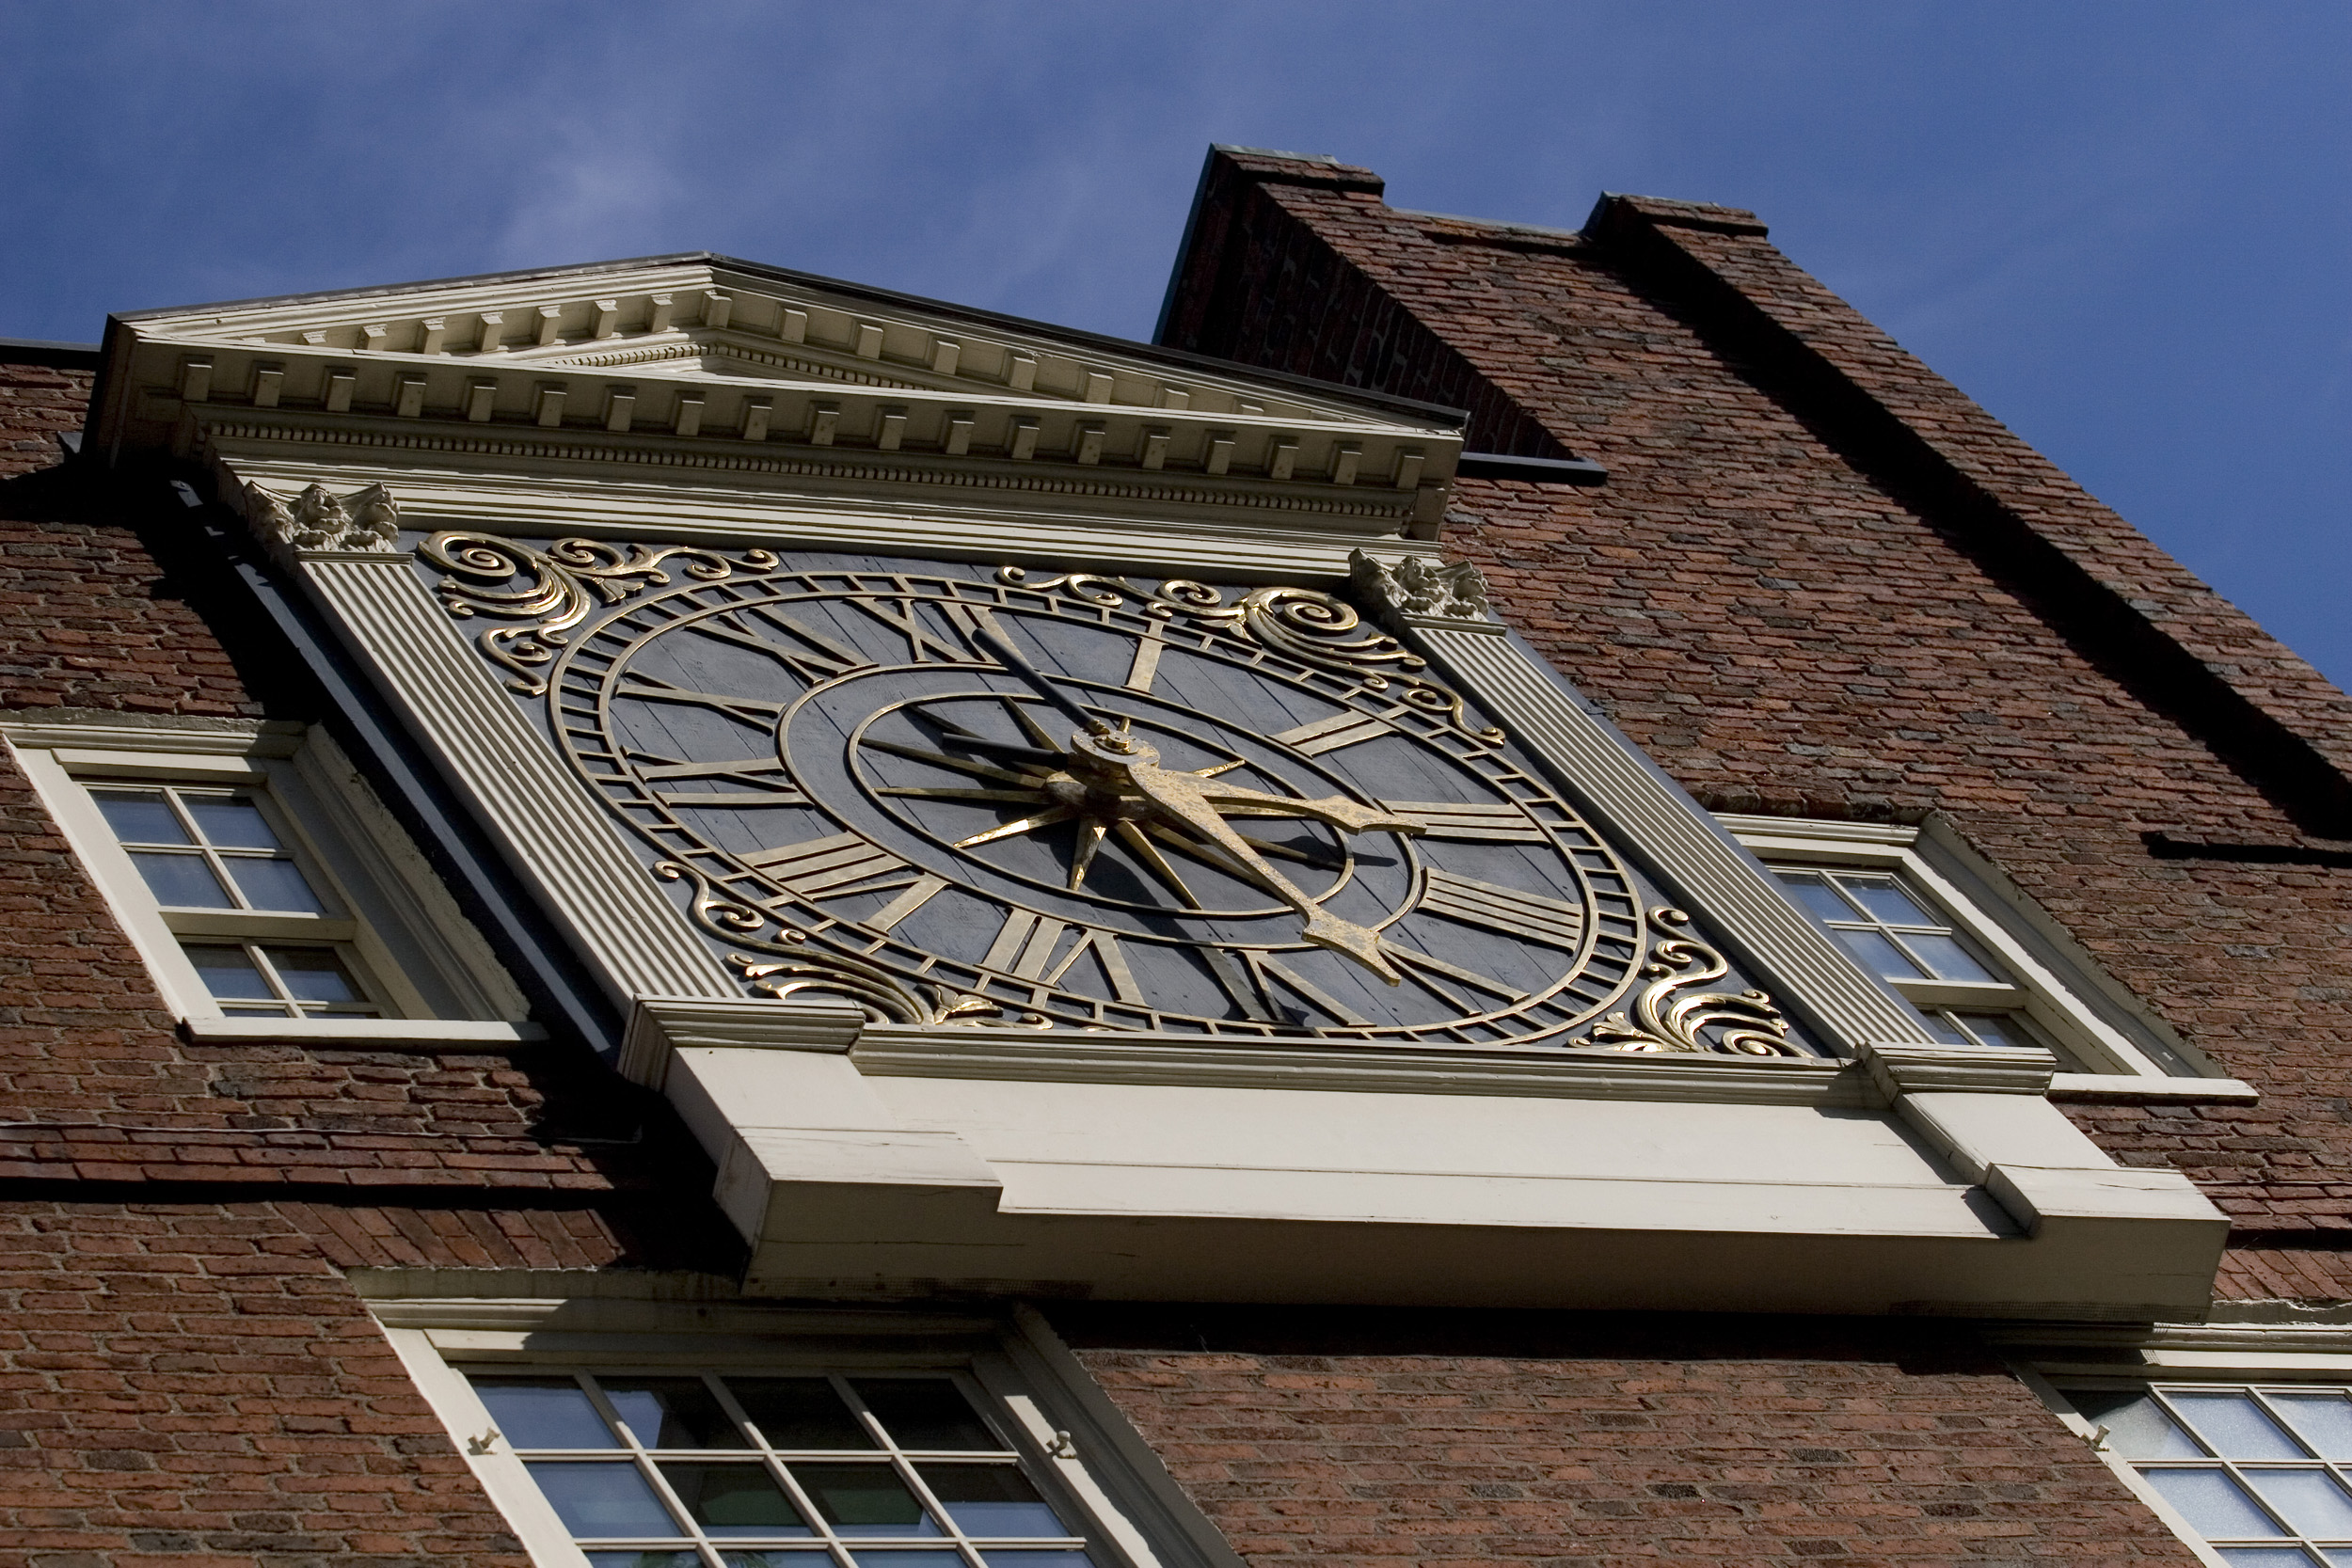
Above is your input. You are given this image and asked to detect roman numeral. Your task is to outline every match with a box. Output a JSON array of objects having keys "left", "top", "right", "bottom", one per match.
[
  {"left": 1123, "top": 632, "right": 1165, "bottom": 692},
  {"left": 1378, "top": 800, "right": 1547, "bottom": 843},
  {"left": 692, "top": 607, "right": 872, "bottom": 685},
  {"left": 631, "top": 754, "right": 807, "bottom": 808},
  {"left": 1249, "top": 953, "right": 1373, "bottom": 1028},
  {"left": 1381, "top": 941, "right": 1530, "bottom": 1006},
  {"left": 980, "top": 911, "right": 1145, "bottom": 1005},
  {"left": 744, "top": 833, "right": 914, "bottom": 899},
  {"left": 1419, "top": 870, "right": 1586, "bottom": 951},
  {"left": 1271, "top": 712, "right": 1391, "bottom": 756},
  {"left": 849, "top": 595, "right": 984, "bottom": 665},
  {"left": 862, "top": 875, "right": 950, "bottom": 933},
  {"left": 614, "top": 673, "right": 785, "bottom": 729}
]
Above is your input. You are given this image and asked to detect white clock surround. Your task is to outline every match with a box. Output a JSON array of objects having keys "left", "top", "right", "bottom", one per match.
[{"left": 86, "top": 256, "right": 2228, "bottom": 1321}]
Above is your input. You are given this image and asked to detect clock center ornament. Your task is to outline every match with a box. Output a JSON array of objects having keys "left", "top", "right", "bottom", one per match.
[{"left": 421, "top": 532, "right": 1804, "bottom": 1056}]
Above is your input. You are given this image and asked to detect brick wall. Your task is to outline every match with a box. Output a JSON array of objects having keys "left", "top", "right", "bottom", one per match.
[
  {"left": 1059, "top": 1307, "right": 2201, "bottom": 1568},
  {"left": 0, "top": 357, "right": 741, "bottom": 1564},
  {"left": 1161, "top": 150, "right": 2352, "bottom": 1294}
]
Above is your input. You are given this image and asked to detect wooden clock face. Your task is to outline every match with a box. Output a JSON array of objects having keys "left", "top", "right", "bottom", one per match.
[{"left": 453, "top": 544, "right": 1683, "bottom": 1046}]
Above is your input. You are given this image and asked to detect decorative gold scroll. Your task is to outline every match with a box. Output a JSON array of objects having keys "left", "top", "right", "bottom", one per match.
[{"left": 1588, "top": 908, "right": 1799, "bottom": 1056}]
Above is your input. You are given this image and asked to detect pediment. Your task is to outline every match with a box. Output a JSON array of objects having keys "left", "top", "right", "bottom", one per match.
[{"left": 94, "top": 254, "right": 1462, "bottom": 515}]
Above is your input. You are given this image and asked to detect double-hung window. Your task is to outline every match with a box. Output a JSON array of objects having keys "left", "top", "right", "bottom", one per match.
[
  {"left": 4, "top": 716, "right": 532, "bottom": 1037},
  {"left": 376, "top": 1297, "right": 1231, "bottom": 1568},
  {"left": 1720, "top": 814, "right": 2223, "bottom": 1087},
  {"left": 2060, "top": 1383, "right": 2352, "bottom": 1566}
]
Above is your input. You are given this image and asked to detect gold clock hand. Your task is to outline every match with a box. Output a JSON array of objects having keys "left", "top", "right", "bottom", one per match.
[
  {"left": 1072, "top": 731, "right": 1403, "bottom": 984},
  {"left": 1190, "top": 778, "right": 1426, "bottom": 838}
]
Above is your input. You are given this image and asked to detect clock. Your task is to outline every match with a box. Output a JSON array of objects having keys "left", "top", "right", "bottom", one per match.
[{"left": 424, "top": 535, "right": 1796, "bottom": 1053}]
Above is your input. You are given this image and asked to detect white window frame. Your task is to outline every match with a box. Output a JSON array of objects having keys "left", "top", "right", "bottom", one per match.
[
  {"left": 370, "top": 1289, "right": 1242, "bottom": 1568},
  {"left": 4, "top": 715, "right": 535, "bottom": 1043},
  {"left": 1719, "top": 813, "right": 2237, "bottom": 1095}
]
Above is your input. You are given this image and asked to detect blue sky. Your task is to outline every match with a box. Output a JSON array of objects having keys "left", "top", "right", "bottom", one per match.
[{"left": 5, "top": 3, "right": 2346, "bottom": 691}]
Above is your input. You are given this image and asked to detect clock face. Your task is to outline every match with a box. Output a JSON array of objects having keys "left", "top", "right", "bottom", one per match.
[{"left": 426, "top": 538, "right": 1792, "bottom": 1053}]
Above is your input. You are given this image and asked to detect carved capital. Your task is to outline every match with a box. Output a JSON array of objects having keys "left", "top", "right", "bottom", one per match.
[
  {"left": 241, "top": 480, "right": 405, "bottom": 570},
  {"left": 1348, "top": 548, "right": 1496, "bottom": 628}
]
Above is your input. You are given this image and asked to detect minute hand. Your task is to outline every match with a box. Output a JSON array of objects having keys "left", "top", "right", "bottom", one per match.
[{"left": 1071, "top": 732, "right": 1407, "bottom": 985}]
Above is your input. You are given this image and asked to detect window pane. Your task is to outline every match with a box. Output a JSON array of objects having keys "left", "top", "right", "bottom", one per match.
[
  {"left": 1832, "top": 927, "right": 1923, "bottom": 979},
  {"left": 1921, "top": 1013, "right": 1973, "bottom": 1046},
  {"left": 729, "top": 1378, "right": 876, "bottom": 1450},
  {"left": 2143, "top": 1469, "right": 2287, "bottom": 1538},
  {"left": 1836, "top": 875, "right": 1936, "bottom": 927},
  {"left": 850, "top": 1555, "right": 968, "bottom": 1568},
  {"left": 1956, "top": 1014, "right": 2040, "bottom": 1051},
  {"left": 262, "top": 947, "right": 370, "bottom": 1007},
  {"left": 720, "top": 1556, "right": 836, "bottom": 1568},
  {"left": 93, "top": 789, "right": 188, "bottom": 845},
  {"left": 2173, "top": 1394, "right": 2312, "bottom": 1459},
  {"left": 2274, "top": 1394, "right": 2352, "bottom": 1459},
  {"left": 182, "top": 795, "right": 284, "bottom": 850},
  {"left": 1901, "top": 931, "right": 2000, "bottom": 984},
  {"left": 791, "top": 1463, "right": 939, "bottom": 1536},
  {"left": 854, "top": 1380, "right": 999, "bottom": 1450},
  {"left": 920, "top": 1466, "right": 1065, "bottom": 1537},
  {"left": 134, "top": 851, "right": 233, "bottom": 908},
  {"left": 658, "top": 1461, "right": 812, "bottom": 1538},
  {"left": 225, "top": 856, "right": 326, "bottom": 914},
  {"left": 475, "top": 1377, "right": 618, "bottom": 1449},
  {"left": 1772, "top": 872, "right": 1855, "bottom": 924},
  {"left": 2219, "top": 1552, "right": 2321, "bottom": 1568},
  {"left": 2069, "top": 1391, "right": 2204, "bottom": 1459},
  {"left": 2245, "top": 1471, "right": 2352, "bottom": 1538},
  {"left": 181, "top": 942, "right": 278, "bottom": 1006},
  {"left": 601, "top": 1377, "right": 746, "bottom": 1450},
  {"left": 526, "top": 1460, "right": 681, "bottom": 1538},
  {"left": 588, "top": 1555, "right": 705, "bottom": 1568},
  {"left": 982, "top": 1556, "right": 1100, "bottom": 1568}
]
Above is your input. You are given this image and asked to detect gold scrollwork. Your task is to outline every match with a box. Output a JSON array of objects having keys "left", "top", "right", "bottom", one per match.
[
  {"left": 1586, "top": 908, "right": 1799, "bottom": 1057},
  {"left": 998, "top": 567, "right": 1503, "bottom": 746},
  {"left": 421, "top": 531, "right": 779, "bottom": 695},
  {"left": 655, "top": 861, "right": 1048, "bottom": 1028}
]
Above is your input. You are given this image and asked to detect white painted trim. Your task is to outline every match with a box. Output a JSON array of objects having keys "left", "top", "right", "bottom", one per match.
[
  {"left": 208, "top": 448, "right": 1441, "bottom": 579},
  {"left": 1402, "top": 622, "right": 1933, "bottom": 1055},
  {"left": 291, "top": 552, "right": 737, "bottom": 1009},
  {"left": 182, "top": 1017, "right": 543, "bottom": 1044},
  {"left": 2007, "top": 1370, "right": 2235, "bottom": 1568}
]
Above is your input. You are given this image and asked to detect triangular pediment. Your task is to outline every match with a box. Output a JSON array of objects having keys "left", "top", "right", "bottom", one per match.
[{"left": 96, "top": 251, "right": 1468, "bottom": 500}]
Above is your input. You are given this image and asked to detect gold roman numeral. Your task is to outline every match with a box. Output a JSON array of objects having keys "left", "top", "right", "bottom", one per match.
[
  {"left": 744, "top": 833, "right": 914, "bottom": 900},
  {"left": 1377, "top": 800, "right": 1547, "bottom": 842},
  {"left": 849, "top": 595, "right": 984, "bottom": 665},
  {"left": 1271, "top": 712, "right": 1391, "bottom": 756},
  {"left": 614, "top": 673, "right": 786, "bottom": 729},
  {"left": 691, "top": 606, "right": 873, "bottom": 685},
  {"left": 631, "top": 754, "right": 807, "bottom": 808},
  {"left": 980, "top": 911, "right": 1146, "bottom": 1006},
  {"left": 1419, "top": 869, "right": 1586, "bottom": 951}
]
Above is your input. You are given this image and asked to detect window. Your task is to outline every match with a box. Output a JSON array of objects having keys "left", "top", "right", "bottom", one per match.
[
  {"left": 469, "top": 1367, "right": 1098, "bottom": 1568},
  {"left": 2063, "top": 1384, "right": 2352, "bottom": 1566},
  {"left": 1719, "top": 814, "right": 2214, "bottom": 1084},
  {"left": 374, "top": 1298, "right": 1228, "bottom": 1568},
  {"left": 3, "top": 717, "right": 532, "bottom": 1037},
  {"left": 88, "top": 781, "right": 384, "bottom": 1019},
  {"left": 1769, "top": 863, "right": 2047, "bottom": 1053}
]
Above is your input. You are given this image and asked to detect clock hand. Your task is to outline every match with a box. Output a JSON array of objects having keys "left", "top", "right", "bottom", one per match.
[
  {"left": 964, "top": 610, "right": 1114, "bottom": 737},
  {"left": 1189, "top": 777, "right": 1424, "bottom": 839},
  {"left": 1071, "top": 731, "right": 1404, "bottom": 985}
]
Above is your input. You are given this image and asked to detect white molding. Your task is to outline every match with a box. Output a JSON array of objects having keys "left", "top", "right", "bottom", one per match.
[
  {"left": 2049, "top": 1072, "right": 2260, "bottom": 1104},
  {"left": 1406, "top": 625, "right": 1934, "bottom": 1054},
  {"left": 182, "top": 1017, "right": 544, "bottom": 1045},
  {"left": 290, "top": 552, "right": 737, "bottom": 1009},
  {"left": 0, "top": 713, "right": 304, "bottom": 757},
  {"left": 850, "top": 1021, "right": 1863, "bottom": 1108},
  {"left": 206, "top": 447, "right": 1442, "bottom": 580}
]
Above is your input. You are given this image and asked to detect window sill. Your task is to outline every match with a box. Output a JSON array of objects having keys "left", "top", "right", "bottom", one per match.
[
  {"left": 2047, "top": 1072, "right": 2258, "bottom": 1105},
  {"left": 181, "top": 1017, "right": 547, "bottom": 1046}
]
